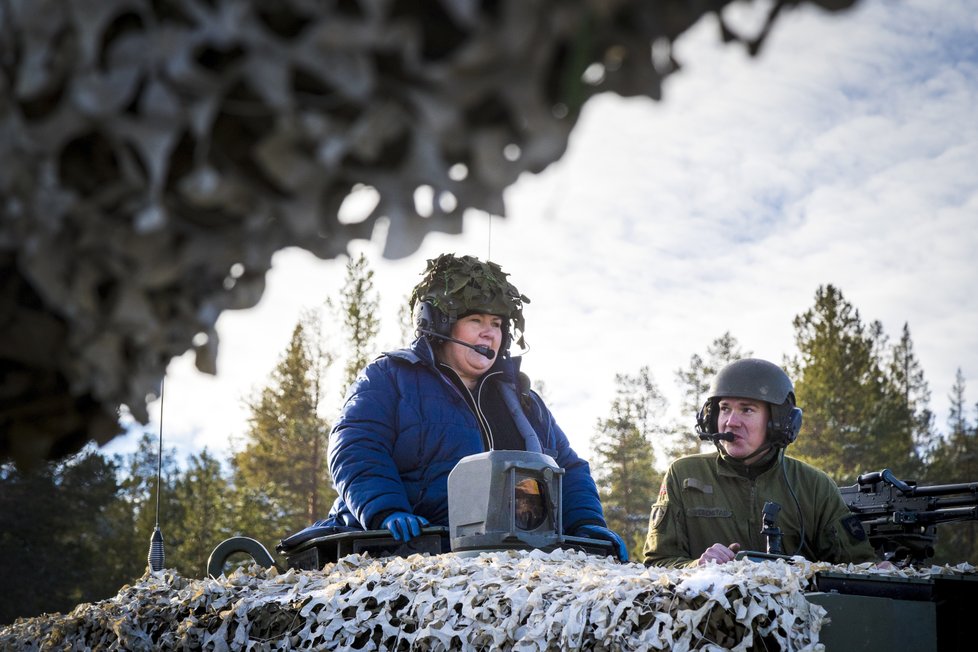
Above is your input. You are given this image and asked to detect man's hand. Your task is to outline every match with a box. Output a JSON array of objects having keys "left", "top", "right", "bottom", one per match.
[
  {"left": 574, "top": 524, "right": 629, "bottom": 562},
  {"left": 381, "top": 512, "right": 430, "bottom": 542},
  {"left": 697, "top": 542, "right": 741, "bottom": 566}
]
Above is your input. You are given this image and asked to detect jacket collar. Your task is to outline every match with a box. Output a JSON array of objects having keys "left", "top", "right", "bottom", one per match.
[{"left": 716, "top": 446, "right": 782, "bottom": 480}]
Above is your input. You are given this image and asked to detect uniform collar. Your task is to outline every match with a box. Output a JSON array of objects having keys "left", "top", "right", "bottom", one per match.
[{"left": 716, "top": 446, "right": 782, "bottom": 480}]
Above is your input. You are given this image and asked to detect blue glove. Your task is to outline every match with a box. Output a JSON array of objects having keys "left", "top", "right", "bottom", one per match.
[
  {"left": 575, "top": 524, "right": 629, "bottom": 562},
  {"left": 381, "top": 512, "right": 430, "bottom": 542}
]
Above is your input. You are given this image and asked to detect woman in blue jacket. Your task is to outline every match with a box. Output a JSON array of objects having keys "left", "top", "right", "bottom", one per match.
[{"left": 321, "top": 253, "right": 627, "bottom": 560}]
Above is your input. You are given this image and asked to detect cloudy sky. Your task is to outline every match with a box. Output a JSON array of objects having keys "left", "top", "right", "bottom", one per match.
[{"left": 108, "top": 0, "right": 978, "bottom": 470}]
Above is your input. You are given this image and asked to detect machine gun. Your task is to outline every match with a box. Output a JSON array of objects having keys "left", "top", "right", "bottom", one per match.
[{"left": 840, "top": 469, "right": 978, "bottom": 566}]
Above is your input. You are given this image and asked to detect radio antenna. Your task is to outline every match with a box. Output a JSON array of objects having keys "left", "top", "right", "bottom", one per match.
[
  {"left": 487, "top": 213, "right": 492, "bottom": 261},
  {"left": 147, "top": 377, "right": 166, "bottom": 572}
]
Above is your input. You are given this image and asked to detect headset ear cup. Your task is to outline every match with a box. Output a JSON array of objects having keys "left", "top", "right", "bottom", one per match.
[
  {"left": 435, "top": 307, "right": 452, "bottom": 336},
  {"left": 415, "top": 302, "right": 437, "bottom": 335},
  {"left": 696, "top": 400, "right": 712, "bottom": 434},
  {"left": 415, "top": 302, "right": 429, "bottom": 332},
  {"left": 416, "top": 301, "right": 453, "bottom": 337},
  {"left": 786, "top": 407, "right": 802, "bottom": 444},
  {"left": 769, "top": 406, "right": 803, "bottom": 446}
]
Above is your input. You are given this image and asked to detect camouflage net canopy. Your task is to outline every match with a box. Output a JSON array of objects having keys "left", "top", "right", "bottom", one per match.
[
  {"left": 4, "top": 548, "right": 954, "bottom": 651},
  {"left": 0, "top": 0, "right": 858, "bottom": 466}
]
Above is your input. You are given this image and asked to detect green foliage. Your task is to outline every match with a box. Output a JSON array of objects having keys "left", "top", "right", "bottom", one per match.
[
  {"left": 0, "top": 448, "right": 141, "bottom": 626},
  {"left": 925, "top": 369, "right": 978, "bottom": 564},
  {"left": 885, "top": 323, "right": 936, "bottom": 473},
  {"left": 675, "top": 332, "right": 750, "bottom": 417},
  {"left": 234, "top": 321, "right": 336, "bottom": 541},
  {"left": 224, "top": 485, "right": 289, "bottom": 569},
  {"left": 397, "top": 295, "right": 415, "bottom": 347},
  {"left": 337, "top": 254, "right": 381, "bottom": 393},
  {"left": 119, "top": 432, "right": 182, "bottom": 574},
  {"left": 787, "top": 285, "right": 917, "bottom": 483},
  {"left": 167, "top": 450, "right": 233, "bottom": 577},
  {"left": 781, "top": 286, "right": 978, "bottom": 562},
  {"left": 591, "top": 367, "right": 665, "bottom": 559},
  {"left": 945, "top": 368, "right": 970, "bottom": 441},
  {"left": 668, "top": 332, "right": 752, "bottom": 460}
]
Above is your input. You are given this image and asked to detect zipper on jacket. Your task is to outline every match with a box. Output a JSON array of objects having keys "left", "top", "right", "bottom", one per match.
[
  {"left": 474, "top": 371, "right": 504, "bottom": 450},
  {"left": 437, "top": 363, "right": 498, "bottom": 451},
  {"left": 748, "top": 480, "right": 760, "bottom": 551},
  {"left": 466, "top": 381, "right": 494, "bottom": 451}
]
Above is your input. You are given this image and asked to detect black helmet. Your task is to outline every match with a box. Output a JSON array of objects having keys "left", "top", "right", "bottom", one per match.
[
  {"left": 409, "top": 254, "right": 530, "bottom": 350},
  {"left": 697, "top": 358, "right": 802, "bottom": 446}
]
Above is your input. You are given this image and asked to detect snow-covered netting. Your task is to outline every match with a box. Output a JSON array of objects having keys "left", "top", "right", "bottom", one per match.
[{"left": 2, "top": 549, "right": 973, "bottom": 651}]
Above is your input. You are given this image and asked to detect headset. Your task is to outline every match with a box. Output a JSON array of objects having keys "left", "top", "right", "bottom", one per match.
[
  {"left": 696, "top": 398, "right": 803, "bottom": 449},
  {"left": 770, "top": 403, "right": 803, "bottom": 447},
  {"left": 415, "top": 300, "right": 454, "bottom": 338},
  {"left": 414, "top": 300, "right": 512, "bottom": 357}
]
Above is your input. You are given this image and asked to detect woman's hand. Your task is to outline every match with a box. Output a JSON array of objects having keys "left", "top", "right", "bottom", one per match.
[{"left": 381, "top": 512, "right": 430, "bottom": 542}]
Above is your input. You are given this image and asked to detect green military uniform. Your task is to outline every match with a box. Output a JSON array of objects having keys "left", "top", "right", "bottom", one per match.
[{"left": 643, "top": 451, "right": 878, "bottom": 568}]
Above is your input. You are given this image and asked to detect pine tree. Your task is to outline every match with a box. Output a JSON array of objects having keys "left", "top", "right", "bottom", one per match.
[
  {"left": 886, "top": 323, "right": 936, "bottom": 471},
  {"left": 669, "top": 333, "right": 751, "bottom": 459},
  {"left": 947, "top": 368, "right": 969, "bottom": 441},
  {"left": 168, "top": 450, "right": 233, "bottom": 578},
  {"left": 337, "top": 253, "right": 380, "bottom": 392},
  {"left": 233, "top": 320, "right": 335, "bottom": 550},
  {"left": 397, "top": 296, "right": 415, "bottom": 347},
  {"left": 120, "top": 431, "right": 182, "bottom": 571},
  {"left": 675, "top": 332, "right": 750, "bottom": 417},
  {"left": 227, "top": 484, "right": 286, "bottom": 547},
  {"left": 928, "top": 369, "right": 978, "bottom": 563},
  {"left": 787, "top": 285, "right": 915, "bottom": 483},
  {"left": 591, "top": 367, "right": 665, "bottom": 559},
  {"left": 0, "top": 447, "right": 139, "bottom": 624}
]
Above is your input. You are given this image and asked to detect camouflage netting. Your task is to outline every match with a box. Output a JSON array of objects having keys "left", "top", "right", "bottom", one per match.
[
  {"left": 4, "top": 549, "right": 970, "bottom": 651},
  {"left": 409, "top": 254, "right": 531, "bottom": 347},
  {"left": 0, "top": 0, "right": 860, "bottom": 466}
]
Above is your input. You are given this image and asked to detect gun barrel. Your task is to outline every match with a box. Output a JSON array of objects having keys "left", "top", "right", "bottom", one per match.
[
  {"left": 909, "top": 482, "right": 978, "bottom": 497},
  {"left": 854, "top": 471, "right": 978, "bottom": 498},
  {"left": 889, "top": 506, "right": 977, "bottom": 525},
  {"left": 932, "top": 495, "right": 978, "bottom": 509}
]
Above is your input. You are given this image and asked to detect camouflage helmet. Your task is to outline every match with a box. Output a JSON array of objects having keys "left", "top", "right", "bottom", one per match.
[
  {"left": 700, "top": 358, "right": 802, "bottom": 445},
  {"left": 409, "top": 254, "right": 530, "bottom": 348}
]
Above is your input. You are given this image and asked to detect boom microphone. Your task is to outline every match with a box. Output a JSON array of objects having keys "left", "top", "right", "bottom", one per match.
[
  {"left": 698, "top": 430, "right": 736, "bottom": 443},
  {"left": 419, "top": 329, "right": 495, "bottom": 359}
]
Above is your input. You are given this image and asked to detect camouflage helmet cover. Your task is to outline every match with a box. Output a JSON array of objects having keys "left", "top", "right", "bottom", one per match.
[{"left": 409, "top": 254, "right": 531, "bottom": 347}]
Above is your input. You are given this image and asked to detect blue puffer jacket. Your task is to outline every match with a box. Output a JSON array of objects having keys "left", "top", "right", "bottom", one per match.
[{"left": 323, "top": 337, "right": 607, "bottom": 533}]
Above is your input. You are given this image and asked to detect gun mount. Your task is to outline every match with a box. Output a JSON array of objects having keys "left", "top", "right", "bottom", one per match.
[
  {"left": 207, "top": 451, "right": 612, "bottom": 576},
  {"left": 734, "top": 501, "right": 795, "bottom": 563},
  {"left": 840, "top": 468, "right": 978, "bottom": 566},
  {"left": 760, "top": 501, "right": 785, "bottom": 556}
]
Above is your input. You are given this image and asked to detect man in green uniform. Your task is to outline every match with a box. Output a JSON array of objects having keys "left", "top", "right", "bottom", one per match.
[{"left": 643, "top": 358, "right": 879, "bottom": 568}]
